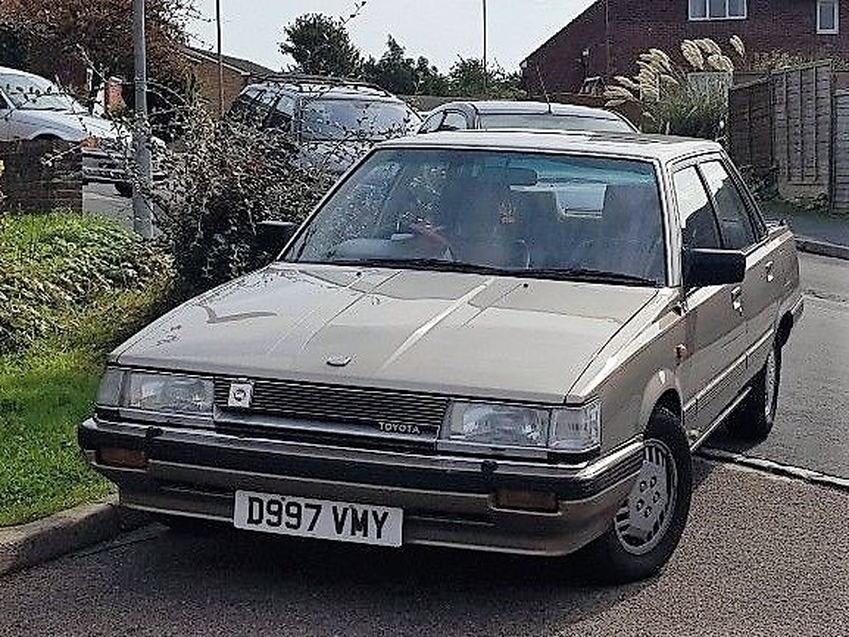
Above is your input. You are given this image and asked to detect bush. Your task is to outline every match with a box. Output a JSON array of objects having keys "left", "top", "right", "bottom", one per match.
[
  {"left": 0, "top": 212, "right": 173, "bottom": 353},
  {"left": 148, "top": 110, "right": 335, "bottom": 298},
  {"left": 605, "top": 37, "right": 746, "bottom": 140}
]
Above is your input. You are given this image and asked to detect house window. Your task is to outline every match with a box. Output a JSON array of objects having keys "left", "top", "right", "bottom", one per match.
[
  {"left": 818, "top": 0, "right": 839, "bottom": 33},
  {"left": 689, "top": 0, "right": 747, "bottom": 20}
]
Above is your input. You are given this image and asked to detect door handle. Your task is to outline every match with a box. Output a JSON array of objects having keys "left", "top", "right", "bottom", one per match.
[
  {"left": 765, "top": 261, "right": 775, "bottom": 283},
  {"left": 731, "top": 286, "right": 744, "bottom": 315}
]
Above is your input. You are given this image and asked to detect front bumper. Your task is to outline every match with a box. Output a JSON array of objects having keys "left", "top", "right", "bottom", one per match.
[
  {"left": 79, "top": 418, "right": 643, "bottom": 556},
  {"left": 81, "top": 148, "right": 166, "bottom": 185}
]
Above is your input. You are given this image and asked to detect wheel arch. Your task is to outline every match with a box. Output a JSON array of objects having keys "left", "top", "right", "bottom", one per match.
[
  {"left": 638, "top": 368, "right": 683, "bottom": 434},
  {"left": 776, "top": 311, "right": 794, "bottom": 349}
]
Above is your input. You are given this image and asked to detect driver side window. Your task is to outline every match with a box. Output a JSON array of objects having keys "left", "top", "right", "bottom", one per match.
[{"left": 674, "top": 166, "right": 721, "bottom": 250}]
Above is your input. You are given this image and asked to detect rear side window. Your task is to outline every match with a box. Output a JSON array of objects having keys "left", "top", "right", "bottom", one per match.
[
  {"left": 228, "top": 87, "right": 263, "bottom": 123},
  {"left": 419, "top": 112, "right": 445, "bottom": 134},
  {"left": 440, "top": 111, "right": 467, "bottom": 131},
  {"left": 673, "top": 167, "right": 721, "bottom": 249},
  {"left": 700, "top": 161, "right": 756, "bottom": 250}
]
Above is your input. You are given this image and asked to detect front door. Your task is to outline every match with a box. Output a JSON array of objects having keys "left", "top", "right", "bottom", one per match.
[{"left": 672, "top": 164, "right": 748, "bottom": 437}]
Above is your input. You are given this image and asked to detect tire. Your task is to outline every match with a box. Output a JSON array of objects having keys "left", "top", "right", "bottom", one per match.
[
  {"left": 728, "top": 342, "right": 782, "bottom": 441},
  {"left": 115, "top": 182, "right": 134, "bottom": 198},
  {"left": 578, "top": 407, "right": 693, "bottom": 584}
]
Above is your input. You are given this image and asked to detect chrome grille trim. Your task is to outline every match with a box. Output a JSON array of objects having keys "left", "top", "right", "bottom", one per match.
[{"left": 213, "top": 378, "right": 449, "bottom": 433}]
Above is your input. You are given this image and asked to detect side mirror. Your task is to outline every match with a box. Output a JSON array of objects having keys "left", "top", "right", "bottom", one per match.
[
  {"left": 683, "top": 248, "right": 746, "bottom": 289},
  {"left": 257, "top": 220, "right": 297, "bottom": 254}
]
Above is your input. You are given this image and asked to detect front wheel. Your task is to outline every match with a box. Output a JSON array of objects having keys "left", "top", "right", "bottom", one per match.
[{"left": 578, "top": 407, "right": 693, "bottom": 583}]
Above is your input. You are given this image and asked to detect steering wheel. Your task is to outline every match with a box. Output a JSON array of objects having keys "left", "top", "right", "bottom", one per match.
[{"left": 408, "top": 221, "right": 457, "bottom": 260}]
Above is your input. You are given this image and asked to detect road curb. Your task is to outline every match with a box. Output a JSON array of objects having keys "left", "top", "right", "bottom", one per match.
[
  {"left": 0, "top": 497, "right": 149, "bottom": 577},
  {"left": 698, "top": 447, "right": 849, "bottom": 493},
  {"left": 795, "top": 237, "right": 849, "bottom": 260}
]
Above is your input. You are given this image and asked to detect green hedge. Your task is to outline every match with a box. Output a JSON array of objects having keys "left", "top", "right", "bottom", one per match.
[{"left": 0, "top": 213, "right": 173, "bottom": 353}]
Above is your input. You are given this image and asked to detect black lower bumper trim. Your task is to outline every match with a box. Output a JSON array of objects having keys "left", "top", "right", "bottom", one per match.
[{"left": 79, "top": 421, "right": 642, "bottom": 502}]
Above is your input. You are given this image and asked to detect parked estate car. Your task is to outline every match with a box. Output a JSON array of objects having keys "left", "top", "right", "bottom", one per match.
[
  {"left": 79, "top": 129, "right": 802, "bottom": 583},
  {"left": 0, "top": 65, "right": 159, "bottom": 197},
  {"left": 227, "top": 74, "right": 421, "bottom": 174},
  {"left": 417, "top": 100, "right": 638, "bottom": 134}
]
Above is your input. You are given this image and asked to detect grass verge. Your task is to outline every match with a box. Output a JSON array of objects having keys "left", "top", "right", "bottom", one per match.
[{"left": 0, "top": 212, "right": 173, "bottom": 526}]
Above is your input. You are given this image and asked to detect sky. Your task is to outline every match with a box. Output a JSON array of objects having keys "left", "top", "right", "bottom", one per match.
[{"left": 189, "top": 0, "right": 596, "bottom": 75}]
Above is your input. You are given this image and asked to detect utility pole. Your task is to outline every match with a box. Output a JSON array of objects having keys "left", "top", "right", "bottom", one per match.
[
  {"left": 216, "top": 0, "right": 224, "bottom": 117},
  {"left": 132, "top": 0, "right": 153, "bottom": 238},
  {"left": 482, "top": 0, "right": 488, "bottom": 92}
]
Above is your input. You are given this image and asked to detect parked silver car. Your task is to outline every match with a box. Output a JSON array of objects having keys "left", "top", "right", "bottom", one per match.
[
  {"left": 417, "top": 100, "right": 637, "bottom": 134},
  {"left": 227, "top": 75, "right": 421, "bottom": 175},
  {"left": 79, "top": 130, "right": 802, "bottom": 582},
  {"left": 0, "top": 65, "right": 161, "bottom": 196}
]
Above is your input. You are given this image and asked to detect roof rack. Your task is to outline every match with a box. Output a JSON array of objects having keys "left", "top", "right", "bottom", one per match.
[{"left": 255, "top": 73, "right": 390, "bottom": 94}]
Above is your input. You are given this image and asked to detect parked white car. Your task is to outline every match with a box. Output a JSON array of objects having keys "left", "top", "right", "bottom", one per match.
[{"left": 0, "top": 65, "right": 159, "bottom": 196}]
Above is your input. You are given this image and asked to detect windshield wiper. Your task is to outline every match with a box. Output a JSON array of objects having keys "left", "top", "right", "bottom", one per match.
[
  {"left": 518, "top": 268, "right": 660, "bottom": 286},
  {"left": 322, "top": 258, "right": 508, "bottom": 275}
]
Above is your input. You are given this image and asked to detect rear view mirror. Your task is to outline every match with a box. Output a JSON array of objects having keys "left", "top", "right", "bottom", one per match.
[
  {"left": 257, "top": 220, "right": 297, "bottom": 254},
  {"left": 683, "top": 248, "right": 746, "bottom": 289}
]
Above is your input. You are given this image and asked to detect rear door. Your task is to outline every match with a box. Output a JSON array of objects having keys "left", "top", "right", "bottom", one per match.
[{"left": 672, "top": 163, "right": 748, "bottom": 436}]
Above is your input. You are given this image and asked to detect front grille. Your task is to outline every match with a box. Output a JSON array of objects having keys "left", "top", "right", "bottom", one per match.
[{"left": 213, "top": 377, "right": 449, "bottom": 442}]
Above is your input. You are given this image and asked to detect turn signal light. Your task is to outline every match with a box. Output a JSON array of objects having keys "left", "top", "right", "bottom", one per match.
[
  {"left": 494, "top": 489, "right": 559, "bottom": 513},
  {"left": 98, "top": 447, "right": 148, "bottom": 469}
]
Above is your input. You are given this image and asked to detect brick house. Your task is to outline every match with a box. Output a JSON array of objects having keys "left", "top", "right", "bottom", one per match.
[
  {"left": 522, "top": 0, "right": 849, "bottom": 94},
  {"left": 183, "top": 47, "right": 275, "bottom": 115}
]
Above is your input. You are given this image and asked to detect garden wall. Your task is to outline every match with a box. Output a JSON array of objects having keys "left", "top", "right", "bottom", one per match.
[{"left": 0, "top": 140, "right": 83, "bottom": 214}]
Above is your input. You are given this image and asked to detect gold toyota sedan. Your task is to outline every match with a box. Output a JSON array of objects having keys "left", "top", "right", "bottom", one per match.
[{"left": 79, "top": 130, "right": 803, "bottom": 583}]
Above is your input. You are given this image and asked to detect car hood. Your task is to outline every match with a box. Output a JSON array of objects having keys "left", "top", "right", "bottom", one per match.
[
  {"left": 114, "top": 264, "right": 659, "bottom": 403},
  {"left": 10, "top": 109, "right": 125, "bottom": 142}
]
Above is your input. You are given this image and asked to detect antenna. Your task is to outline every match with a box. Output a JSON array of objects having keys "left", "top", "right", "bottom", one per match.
[{"left": 535, "top": 64, "right": 552, "bottom": 114}]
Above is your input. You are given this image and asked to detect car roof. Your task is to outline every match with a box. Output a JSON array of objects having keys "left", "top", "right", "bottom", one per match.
[
  {"left": 378, "top": 129, "right": 722, "bottom": 163},
  {"left": 0, "top": 66, "right": 50, "bottom": 82},
  {"left": 436, "top": 100, "right": 625, "bottom": 120},
  {"left": 245, "top": 76, "right": 402, "bottom": 103}
]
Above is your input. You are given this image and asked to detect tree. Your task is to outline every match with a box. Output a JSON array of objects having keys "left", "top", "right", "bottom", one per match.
[
  {"left": 362, "top": 36, "right": 448, "bottom": 95},
  {"left": 0, "top": 0, "right": 193, "bottom": 96},
  {"left": 280, "top": 13, "right": 362, "bottom": 77},
  {"left": 447, "top": 57, "right": 524, "bottom": 99},
  {"left": 363, "top": 36, "right": 416, "bottom": 94}
]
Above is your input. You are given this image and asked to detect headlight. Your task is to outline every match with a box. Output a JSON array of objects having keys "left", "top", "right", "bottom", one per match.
[
  {"left": 96, "top": 368, "right": 214, "bottom": 417},
  {"left": 125, "top": 372, "right": 213, "bottom": 414},
  {"left": 445, "top": 403, "right": 549, "bottom": 448},
  {"left": 444, "top": 400, "right": 601, "bottom": 453}
]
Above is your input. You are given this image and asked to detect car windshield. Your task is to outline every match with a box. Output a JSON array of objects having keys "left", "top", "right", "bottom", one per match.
[
  {"left": 300, "top": 99, "right": 421, "bottom": 141},
  {"left": 0, "top": 73, "right": 82, "bottom": 111},
  {"left": 480, "top": 113, "right": 634, "bottom": 132},
  {"left": 285, "top": 148, "right": 666, "bottom": 286}
]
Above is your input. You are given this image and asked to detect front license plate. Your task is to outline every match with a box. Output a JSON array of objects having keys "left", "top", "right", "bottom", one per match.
[{"left": 233, "top": 490, "right": 403, "bottom": 547}]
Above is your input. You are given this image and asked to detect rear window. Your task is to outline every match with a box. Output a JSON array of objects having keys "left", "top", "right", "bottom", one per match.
[
  {"left": 300, "top": 99, "right": 421, "bottom": 141},
  {"left": 479, "top": 113, "right": 634, "bottom": 133}
]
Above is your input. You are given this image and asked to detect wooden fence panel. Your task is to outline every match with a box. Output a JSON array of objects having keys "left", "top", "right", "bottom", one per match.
[
  {"left": 728, "top": 78, "right": 773, "bottom": 172},
  {"left": 772, "top": 62, "right": 833, "bottom": 199},
  {"left": 833, "top": 89, "right": 849, "bottom": 211}
]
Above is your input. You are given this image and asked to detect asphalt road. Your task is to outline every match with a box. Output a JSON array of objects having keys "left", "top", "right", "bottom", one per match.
[
  {"left": 708, "top": 252, "right": 849, "bottom": 479},
  {"left": 0, "top": 462, "right": 846, "bottom": 637},
  {"left": 83, "top": 184, "right": 133, "bottom": 230}
]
